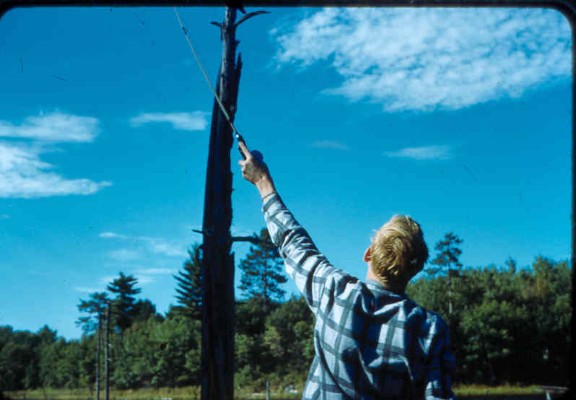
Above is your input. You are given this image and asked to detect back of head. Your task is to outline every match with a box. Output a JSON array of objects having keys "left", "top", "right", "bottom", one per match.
[{"left": 370, "top": 215, "right": 429, "bottom": 287}]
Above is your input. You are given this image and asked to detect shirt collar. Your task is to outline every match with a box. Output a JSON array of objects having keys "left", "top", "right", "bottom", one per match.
[{"left": 366, "top": 278, "right": 407, "bottom": 298}]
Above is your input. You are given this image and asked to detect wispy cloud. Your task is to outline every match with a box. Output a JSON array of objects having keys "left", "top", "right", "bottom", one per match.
[
  {"left": 140, "top": 237, "right": 184, "bottom": 257},
  {"left": 136, "top": 275, "right": 156, "bottom": 285},
  {"left": 0, "top": 141, "right": 111, "bottom": 198},
  {"left": 99, "top": 232, "right": 128, "bottom": 239},
  {"left": 99, "top": 276, "right": 117, "bottom": 286},
  {"left": 0, "top": 112, "right": 99, "bottom": 142},
  {"left": 97, "top": 273, "right": 154, "bottom": 286},
  {"left": 96, "top": 233, "right": 188, "bottom": 289},
  {"left": 0, "top": 214, "right": 9, "bottom": 220},
  {"left": 74, "top": 286, "right": 104, "bottom": 294},
  {"left": 100, "top": 232, "right": 186, "bottom": 258},
  {"left": 385, "top": 145, "right": 452, "bottom": 160},
  {"left": 0, "top": 112, "right": 108, "bottom": 198},
  {"left": 272, "top": 8, "right": 571, "bottom": 111},
  {"left": 135, "top": 268, "right": 175, "bottom": 285},
  {"left": 130, "top": 112, "right": 208, "bottom": 131},
  {"left": 108, "top": 249, "right": 141, "bottom": 262},
  {"left": 85, "top": 266, "right": 176, "bottom": 292},
  {"left": 135, "top": 268, "right": 174, "bottom": 275},
  {"left": 309, "top": 140, "right": 350, "bottom": 150}
]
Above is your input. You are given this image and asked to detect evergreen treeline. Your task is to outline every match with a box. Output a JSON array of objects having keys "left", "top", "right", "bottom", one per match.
[{"left": 0, "top": 230, "right": 571, "bottom": 392}]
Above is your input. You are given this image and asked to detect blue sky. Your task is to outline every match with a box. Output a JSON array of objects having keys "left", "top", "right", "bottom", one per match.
[{"left": 0, "top": 6, "right": 571, "bottom": 340}]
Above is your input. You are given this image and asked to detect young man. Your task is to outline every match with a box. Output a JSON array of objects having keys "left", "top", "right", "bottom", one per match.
[{"left": 238, "top": 141, "right": 456, "bottom": 399}]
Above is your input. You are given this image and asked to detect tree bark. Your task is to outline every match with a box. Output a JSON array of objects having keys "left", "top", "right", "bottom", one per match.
[{"left": 201, "top": 7, "right": 241, "bottom": 400}]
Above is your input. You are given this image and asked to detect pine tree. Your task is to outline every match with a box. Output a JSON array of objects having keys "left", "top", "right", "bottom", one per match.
[
  {"left": 133, "top": 299, "right": 159, "bottom": 322},
  {"left": 76, "top": 292, "right": 109, "bottom": 399},
  {"left": 173, "top": 244, "right": 203, "bottom": 320},
  {"left": 77, "top": 292, "right": 109, "bottom": 335},
  {"left": 430, "top": 232, "right": 463, "bottom": 316},
  {"left": 238, "top": 228, "right": 287, "bottom": 311},
  {"left": 107, "top": 272, "right": 141, "bottom": 333},
  {"left": 430, "top": 232, "right": 463, "bottom": 276}
]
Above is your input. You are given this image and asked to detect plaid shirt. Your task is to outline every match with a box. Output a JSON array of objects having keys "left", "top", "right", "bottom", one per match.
[{"left": 263, "top": 193, "right": 456, "bottom": 400}]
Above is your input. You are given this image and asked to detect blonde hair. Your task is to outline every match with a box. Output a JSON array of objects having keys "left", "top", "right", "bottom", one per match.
[{"left": 369, "top": 215, "right": 429, "bottom": 286}]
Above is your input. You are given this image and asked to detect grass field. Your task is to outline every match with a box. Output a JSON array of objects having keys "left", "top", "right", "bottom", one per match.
[{"left": 3, "top": 384, "right": 551, "bottom": 400}]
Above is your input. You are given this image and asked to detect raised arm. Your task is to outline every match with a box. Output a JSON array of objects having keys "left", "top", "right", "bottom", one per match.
[{"left": 238, "top": 142, "right": 343, "bottom": 313}]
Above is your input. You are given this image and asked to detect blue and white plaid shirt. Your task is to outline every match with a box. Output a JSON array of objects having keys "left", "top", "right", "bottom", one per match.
[{"left": 263, "top": 193, "right": 456, "bottom": 400}]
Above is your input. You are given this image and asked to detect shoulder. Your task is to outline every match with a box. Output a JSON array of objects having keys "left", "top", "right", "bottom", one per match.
[
  {"left": 404, "top": 299, "right": 449, "bottom": 337},
  {"left": 321, "top": 267, "right": 361, "bottom": 298}
]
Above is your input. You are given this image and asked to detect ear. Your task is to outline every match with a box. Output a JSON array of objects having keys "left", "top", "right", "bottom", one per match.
[{"left": 363, "top": 247, "right": 371, "bottom": 262}]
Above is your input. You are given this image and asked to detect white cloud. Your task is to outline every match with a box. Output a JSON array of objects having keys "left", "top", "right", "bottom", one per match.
[
  {"left": 385, "top": 145, "right": 452, "bottom": 160},
  {"left": 99, "top": 232, "right": 127, "bottom": 239},
  {"left": 100, "top": 232, "right": 186, "bottom": 259},
  {"left": 74, "top": 286, "right": 103, "bottom": 294},
  {"left": 0, "top": 112, "right": 108, "bottom": 198},
  {"left": 0, "top": 141, "right": 111, "bottom": 198},
  {"left": 273, "top": 8, "right": 571, "bottom": 111},
  {"left": 99, "top": 276, "right": 117, "bottom": 285},
  {"left": 135, "top": 268, "right": 177, "bottom": 285},
  {"left": 140, "top": 237, "right": 185, "bottom": 257},
  {"left": 94, "top": 268, "right": 174, "bottom": 288},
  {"left": 134, "top": 267, "right": 176, "bottom": 285},
  {"left": 136, "top": 275, "right": 156, "bottom": 285},
  {"left": 136, "top": 268, "right": 174, "bottom": 275},
  {"left": 108, "top": 249, "right": 141, "bottom": 262},
  {"left": 130, "top": 112, "right": 208, "bottom": 131},
  {"left": 98, "top": 273, "right": 153, "bottom": 286},
  {"left": 309, "top": 140, "right": 350, "bottom": 150},
  {"left": 0, "top": 112, "right": 98, "bottom": 142}
]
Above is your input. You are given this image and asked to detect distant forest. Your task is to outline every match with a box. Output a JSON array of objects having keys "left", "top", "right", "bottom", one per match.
[{"left": 0, "top": 230, "right": 571, "bottom": 392}]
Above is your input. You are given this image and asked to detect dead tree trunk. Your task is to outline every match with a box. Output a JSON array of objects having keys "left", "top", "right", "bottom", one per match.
[{"left": 201, "top": 7, "right": 241, "bottom": 400}]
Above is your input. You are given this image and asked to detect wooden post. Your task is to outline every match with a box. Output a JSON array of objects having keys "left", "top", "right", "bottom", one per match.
[
  {"left": 104, "top": 302, "right": 111, "bottom": 400},
  {"left": 201, "top": 7, "right": 241, "bottom": 400},
  {"left": 95, "top": 314, "right": 102, "bottom": 400}
]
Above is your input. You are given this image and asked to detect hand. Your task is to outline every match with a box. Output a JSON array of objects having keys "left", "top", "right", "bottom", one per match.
[
  {"left": 238, "top": 140, "right": 276, "bottom": 198},
  {"left": 238, "top": 140, "right": 268, "bottom": 184}
]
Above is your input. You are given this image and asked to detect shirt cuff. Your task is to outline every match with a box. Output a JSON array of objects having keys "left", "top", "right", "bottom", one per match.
[
  {"left": 262, "top": 192, "right": 280, "bottom": 208},
  {"left": 261, "top": 192, "right": 283, "bottom": 215},
  {"left": 261, "top": 191, "right": 277, "bottom": 201}
]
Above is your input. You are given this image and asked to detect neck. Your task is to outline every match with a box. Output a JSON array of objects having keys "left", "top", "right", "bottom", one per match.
[
  {"left": 366, "top": 264, "right": 406, "bottom": 294},
  {"left": 381, "top": 281, "right": 406, "bottom": 294}
]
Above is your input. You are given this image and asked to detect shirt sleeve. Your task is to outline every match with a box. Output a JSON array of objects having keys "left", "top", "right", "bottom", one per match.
[
  {"left": 424, "top": 321, "right": 457, "bottom": 400},
  {"left": 262, "top": 193, "right": 338, "bottom": 313}
]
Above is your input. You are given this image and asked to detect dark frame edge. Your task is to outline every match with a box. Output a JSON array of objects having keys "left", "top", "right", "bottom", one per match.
[{"left": 0, "top": 0, "right": 573, "bottom": 397}]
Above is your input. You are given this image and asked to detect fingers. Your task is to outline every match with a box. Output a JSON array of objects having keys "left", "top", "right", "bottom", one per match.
[
  {"left": 238, "top": 159, "right": 247, "bottom": 170},
  {"left": 238, "top": 139, "right": 251, "bottom": 159}
]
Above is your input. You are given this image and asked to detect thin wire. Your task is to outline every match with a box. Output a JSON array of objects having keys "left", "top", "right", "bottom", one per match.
[{"left": 173, "top": 7, "right": 241, "bottom": 138}]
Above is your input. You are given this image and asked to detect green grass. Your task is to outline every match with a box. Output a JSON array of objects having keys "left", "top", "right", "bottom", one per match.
[
  {"left": 454, "top": 384, "right": 543, "bottom": 397},
  {"left": 4, "top": 387, "right": 204, "bottom": 400},
  {"left": 5, "top": 384, "right": 548, "bottom": 400}
]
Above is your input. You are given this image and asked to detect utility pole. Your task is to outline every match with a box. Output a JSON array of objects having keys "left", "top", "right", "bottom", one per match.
[
  {"left": 104, "top": 302, "right": 111, "bottom": 400},
  {"left": 200, "top": 7, "right": 241, "bottom": 400},
  {"left": 95, "top": 314, "right": 102, "bottom": 400}
]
